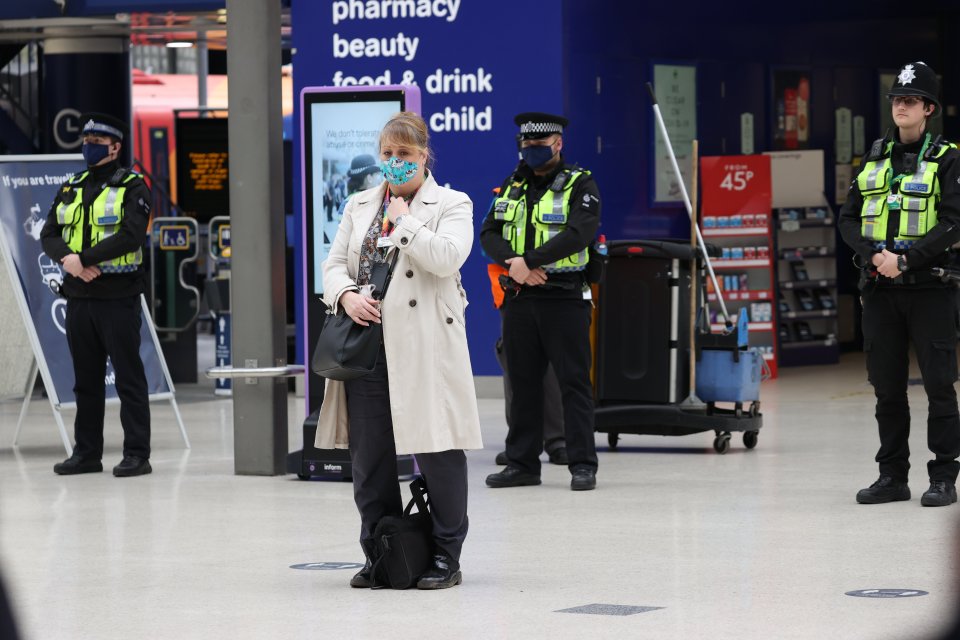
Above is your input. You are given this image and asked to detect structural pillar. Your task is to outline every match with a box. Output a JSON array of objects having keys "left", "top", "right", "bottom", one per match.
[{"left": 226, "top": 0, "right": 288, "bottom": 475}]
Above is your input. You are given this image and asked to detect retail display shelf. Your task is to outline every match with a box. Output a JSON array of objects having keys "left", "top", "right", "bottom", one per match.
[
  {"left": 712, "top": 259, "right": 771, "bottom": 269},
  {"left": 780, "top": 338, "right": 838, "bottom": 349},
  {"left": 707, "top": 290, "right": 772, "bottom": 302},
  {"left": 711, "top": 322, "right": 773, "bottom": 332},
  {"left": 780, "top": 279, "right": 836, "bottom": 289},
  {"left": 779, "top": 218, "right": 834, "bottom": 231},
  {"left": 702, "top": 226, "right": 770, "bottom": 237},
  {"left": 780, "top": 310, "right": 838, "bottom": 320},
  {"left": 779, "top": 250, "right": 835, "bottom": 260}
]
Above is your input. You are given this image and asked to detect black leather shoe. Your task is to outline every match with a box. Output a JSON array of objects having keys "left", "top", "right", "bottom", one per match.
[
  {"left": 485, "top": 466, "right": 541, "bottom": 488},
  {"left": 53, "top": 454, "right": 102, "bottom": 475},
  {"left": 350, "top": 558, "right": 374, "bottom": 588},
  {"left": 548, "top": 447, "right": 569, "bottom": 465},
  {"left": 921, "top": 481, "right": 958, "bottom": 507},
  {"left": 350, "top": 540, "right": 378, "bottom": 588},
  {"left": 113, "top": 456, "right": 152, "bottom": 477},
  {"left": 856, "top": 475, "right": 910, "bottom": 504},
  {"left": 570, "top": 466, "right": 597, "bottom": 491},
  {"left": 416, "top": 554, "right": 462, "bottom": 590},
  {"left": 495, "top": 451, "right": 508, "bottom": 465}
]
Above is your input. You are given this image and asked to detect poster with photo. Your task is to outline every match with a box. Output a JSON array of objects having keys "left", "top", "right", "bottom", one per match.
[
  {"left": 309, "top": 100, "right": 394, "bottom": 294},
  {"left": 771, "top": 69, "right": 811, "bottom": 151}
]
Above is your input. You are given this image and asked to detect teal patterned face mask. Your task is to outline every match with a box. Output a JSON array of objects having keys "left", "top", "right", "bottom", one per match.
[{"left": 379, "top": 157, "right": 419, "bottom": 185}]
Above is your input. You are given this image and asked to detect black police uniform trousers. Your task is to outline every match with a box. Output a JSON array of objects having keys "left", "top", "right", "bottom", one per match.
[
  {"left": 65, "top": 296, "right": 150, "bottom": 461},
  {"left": 496, "top": 310, "right": 565, "bottom": 452},
  {"left": 502, "top": 295, "right": 598, "bottom": 475},
  {"left": 344, "top": 343, "right": 469, "bottom": 563},
  {"left": 862, "top": 286, "right": 960, "bottom": 483}
]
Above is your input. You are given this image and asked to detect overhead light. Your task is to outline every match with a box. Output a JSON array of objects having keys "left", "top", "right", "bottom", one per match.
[{"left": 166, "top": 41, "right": 193, "bottom": 48}]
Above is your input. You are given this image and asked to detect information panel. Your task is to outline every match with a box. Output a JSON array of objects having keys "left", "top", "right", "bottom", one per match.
[{"left": 174, "top": 116, "right": 229, "bottom": 222}]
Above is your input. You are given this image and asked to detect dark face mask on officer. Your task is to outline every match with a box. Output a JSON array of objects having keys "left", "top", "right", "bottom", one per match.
[
  {"left": 81, "top": 134, "right": 120, "bottom": 167},
  {"left": 520, "top": 135, "right": 562, "bottom": 169}
]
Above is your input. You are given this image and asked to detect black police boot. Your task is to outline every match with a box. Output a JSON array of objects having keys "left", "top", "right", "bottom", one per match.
[
  {"left": 113, "top": 456, "right": 152, "bottom": 477},
  {"left": 494, "top": 451, "right": 508, "bottom": 465},
  {"left": 548, "top": 447, "right": 569, "bottom": 465},
  {"left": 485, "top": 466, "right": 541, "bottom": 488},
  {"left": 53, "top": 454, "right": 102, "bottom": 475},
  {"left": 856, "top": 475, "right": 910, "bottom": 504},
  {"left": 570, "top": 466, "right": 597, "bottom": 491},
  {"left": 350, "top": 540, "right": 378, "bottom": 588},
  {"left": 416, "top": 554, "right": 462, "bottom": 590},
  {"left": 921, "top": 481, "right": 958, "bottom": 507}
]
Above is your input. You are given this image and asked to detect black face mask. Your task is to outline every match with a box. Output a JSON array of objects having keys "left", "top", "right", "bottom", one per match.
[
  {"left": 82, "top": 142, "right": 111, "bottom": 166},
  {"left": 521, "top": 144, "right": 556, "bottom": 169}
]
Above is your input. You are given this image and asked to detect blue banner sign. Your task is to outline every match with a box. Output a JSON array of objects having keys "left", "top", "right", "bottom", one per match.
[{"left": 0, "top": 157, "right": 171, "bottom": 406}]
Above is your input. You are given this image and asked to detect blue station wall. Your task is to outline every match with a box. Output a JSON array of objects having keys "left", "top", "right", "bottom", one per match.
[
  {"left": 292, "top": 2, "right": 958, "bottom": 375},
  {"left": 291, "top": 0, "right": 565, "bottom": 376}
]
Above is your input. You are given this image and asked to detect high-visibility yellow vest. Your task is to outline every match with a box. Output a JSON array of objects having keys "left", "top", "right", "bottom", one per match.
[
  {"left": 491, "top": 167, "right": 590, "bottom": 272},
  {"left": 56, "top": 170, "right": 143, "bottom": 273},
  {"left": 859, "top": 134, "right": 955, "bottom": 244}
]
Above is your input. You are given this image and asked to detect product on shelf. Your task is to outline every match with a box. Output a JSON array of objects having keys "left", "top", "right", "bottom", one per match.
[
  {"left": 794, "top": 321, "right": 813, "bottom": 341},
  {"left": 816, "top": 289, "right": 835, "bottom": 310},
  {"left": 795, "top": 288, "right": 817, "bottom": 311},
  {"left": 779, "top": 323, "right": 792, "bottom": 342},
  {"left": 806, "top": 206, "right": 829, "bottom": 220},
  {"left": 789, "top": 259, "right": 809, "bottom": 281},
  {"left": 779, "top": 208, "right": 803, "bottom": 221},
  {"left": 778, "top": 290, "right": 790, "bottom": 313}
]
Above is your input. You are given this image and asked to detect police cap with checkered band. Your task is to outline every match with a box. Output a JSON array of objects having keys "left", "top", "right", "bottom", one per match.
[
  {"left": 514, "top": 112, "right": 569, "bottom": 140},
  {"left": 887, "top": 62, "right": 941, "bottom": 117},
  {"left": 80, "top": 112, "right": 127, "bottom": 142}
]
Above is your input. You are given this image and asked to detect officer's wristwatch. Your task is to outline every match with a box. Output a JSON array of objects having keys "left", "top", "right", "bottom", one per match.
[
  {"left": 395, "top": 214, "right": 406, "bottom": 227},
  {"left": 897, "top": 254, "right": 909, "bottom": 272}
]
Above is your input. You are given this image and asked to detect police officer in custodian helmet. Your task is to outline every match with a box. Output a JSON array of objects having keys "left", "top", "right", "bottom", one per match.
[
  {"left": 41, "top": 112, "right": 154, "bottom": 478},
  {"left": 480, "top": 112, "right": 601, "bottom": 491},
  {"left": 839, "top": 62, "right": 960, "bottom": 507}
]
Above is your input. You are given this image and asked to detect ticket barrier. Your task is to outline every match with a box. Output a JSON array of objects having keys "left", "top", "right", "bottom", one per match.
[
  {"left": 149, "top": 217, "right": 200, "bottom": 383},
  {"left": 206, "top": 217, "right": 232, "bottom": 395}
]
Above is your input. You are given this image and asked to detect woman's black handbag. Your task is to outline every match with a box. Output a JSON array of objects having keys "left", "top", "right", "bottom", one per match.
[
  {"left": 370, "top": 478, "right": 433, "bottom": 589},
  {"left": 310, "top": 252, "right": 398, "bottom": 381}
]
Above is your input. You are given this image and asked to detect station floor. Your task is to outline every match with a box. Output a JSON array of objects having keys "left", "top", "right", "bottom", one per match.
[{"left": 2, "top": 352, "right": 960, "bottom": 640}]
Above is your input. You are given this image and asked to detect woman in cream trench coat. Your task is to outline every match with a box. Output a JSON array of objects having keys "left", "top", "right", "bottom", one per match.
[
  {"left": 315, "top": 173, "right": 483, "bottom": 453},
  {"left": 315, "top": 112, "right": 482, "bottom": 590}
]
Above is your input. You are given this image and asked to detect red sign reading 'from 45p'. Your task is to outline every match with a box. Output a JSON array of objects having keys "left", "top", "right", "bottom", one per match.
[{"left": 700, "top": 155, "right": 772, "bottom": 216}]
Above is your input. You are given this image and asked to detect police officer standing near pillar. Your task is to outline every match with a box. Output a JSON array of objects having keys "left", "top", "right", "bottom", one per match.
[
  {"left": 41, "top": 113, "right": 154, "bottom": 477},
  {"left": 481, "top": 112, "right": 600, "bottom": 491},
  {"left": 839, "top": 62, "right": 960, "bottom": 506}
]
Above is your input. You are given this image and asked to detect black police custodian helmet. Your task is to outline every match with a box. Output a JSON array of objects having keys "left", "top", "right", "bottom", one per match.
[
  {"left": 514, "top": 112, "right": 569, "bottom": 140},
  {"left": 347, "top": 154, "right": 378, "bottom": 178},
  {"left": 887, "top": 62, "right": 941, "bottom": 117},
  {"left": 80, "top": 112, "right": 127, "bottom": 142}
]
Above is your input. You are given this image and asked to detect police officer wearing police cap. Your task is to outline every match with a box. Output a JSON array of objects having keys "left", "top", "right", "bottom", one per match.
[
  {"left": 481, "top": 111, "right": 601, "bottom": 491},
  {"left": 839, "top": 62, "right": 960, "bottom": 506},
  {"left": 41, "top": 112, "right": 154, "bottom": 478}
]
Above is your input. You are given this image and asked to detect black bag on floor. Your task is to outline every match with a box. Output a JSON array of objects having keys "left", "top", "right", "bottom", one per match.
[{"left": 371, "top": 477, "right": 433, "bottom": 589}]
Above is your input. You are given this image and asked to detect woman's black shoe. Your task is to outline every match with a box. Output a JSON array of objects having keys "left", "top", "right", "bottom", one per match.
[
  {"left": 349, "top": 559, "right": 374, "bottom": 588},
  {"left": 416, "top": 555, "right": 462, "bottom": 590}
]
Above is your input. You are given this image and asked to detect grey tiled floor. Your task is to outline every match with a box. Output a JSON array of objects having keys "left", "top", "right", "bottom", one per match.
[{"left": 1, "top": 353, "right": 959, "bottom": 640}]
